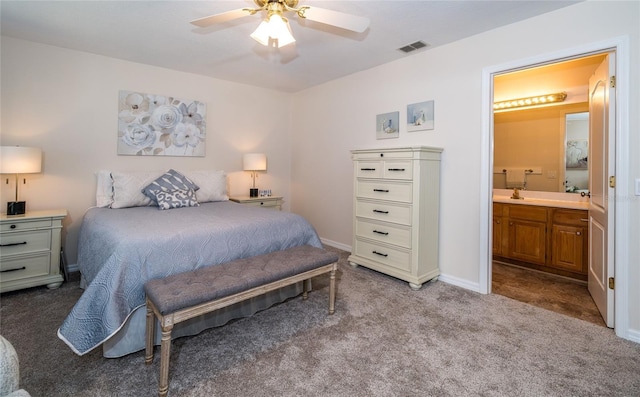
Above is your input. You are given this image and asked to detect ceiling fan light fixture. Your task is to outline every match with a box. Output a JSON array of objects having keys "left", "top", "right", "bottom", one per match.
[{"left": 250, "top": 13, "right": 296, "bottom": 48}]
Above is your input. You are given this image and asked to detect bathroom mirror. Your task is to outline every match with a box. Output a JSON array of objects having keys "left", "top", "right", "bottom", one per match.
[
  {"left": 493, "top": 103, "right": 589, "bottom": 193},
  {"left": 564, "top": 112, "right": 589, "bottom": 193}
]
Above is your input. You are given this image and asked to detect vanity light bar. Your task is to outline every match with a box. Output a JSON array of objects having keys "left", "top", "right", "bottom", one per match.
[{"left": 493, "top": 92, "right": 567, "bottom": 111}]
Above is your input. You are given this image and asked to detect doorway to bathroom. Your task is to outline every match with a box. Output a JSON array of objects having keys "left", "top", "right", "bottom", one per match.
[{"left": 480, "top": 40, "right": 628, "bottom": 330}]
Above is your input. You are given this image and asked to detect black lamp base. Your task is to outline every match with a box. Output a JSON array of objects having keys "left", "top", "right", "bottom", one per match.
[
  {"left": 249, "top": 188, "right": 259, "bottom": 197},
  {"left": 7, "top": 201, "right": 26, "bottom": 216}
]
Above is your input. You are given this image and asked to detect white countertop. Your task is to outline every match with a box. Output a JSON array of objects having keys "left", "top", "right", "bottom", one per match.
[{"left": 492, "top": 189, "right": 589, "bottom": 210}]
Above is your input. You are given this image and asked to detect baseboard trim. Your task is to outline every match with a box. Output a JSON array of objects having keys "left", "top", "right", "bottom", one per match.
[
  {"left": 320, "top": 238, "right": 351, "bottom": 252},
  {"left": 437, "top": 273, "right": 481, "bottom": 293}
]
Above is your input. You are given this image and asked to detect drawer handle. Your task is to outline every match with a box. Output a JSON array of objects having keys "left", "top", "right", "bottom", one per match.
[
  {"left": 360, "top": 168, "right": 376, "bottom": 171},
  {"left": 372, "top": 250, "right": 388, "bottom": 257},
  {"left": 1, "top": 266, "right": 26, "bottom": 273},
  {"left": 10, "top": 224, "right": 17, "bottom": 229},
  {"left": 580, "top": 219, "right": 589, "bottom": 222},
  {"left": 388, "top": 168, "right": 406, "bottom": 171},
  {"left": 0, "top": 241, "right": 27, "bottom": 247},
  {"left": 373, "top": 210, "right": 389, "bottom": 214},
  {"left": 373, "top": 230, "right": 389, "bottom": 235},
  {"left": 373, "top": 189, "right": 389, "bottom": 193}
]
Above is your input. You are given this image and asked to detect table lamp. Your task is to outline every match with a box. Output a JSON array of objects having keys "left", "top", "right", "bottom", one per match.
[
  {"left": 1, "top": 146, "right": 42, "bottom": 215},
  {"left": 243, "top": 153, "right": 267, "bottom": 197}
]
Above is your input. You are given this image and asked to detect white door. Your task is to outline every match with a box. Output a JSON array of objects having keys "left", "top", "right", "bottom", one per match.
[{"left": 588, "top": 53, "right": 615, "bottom": 328}]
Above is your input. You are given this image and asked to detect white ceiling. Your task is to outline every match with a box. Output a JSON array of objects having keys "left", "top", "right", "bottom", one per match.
[{"left": 1, "top": 1, "right": 579, "bottom": 93}]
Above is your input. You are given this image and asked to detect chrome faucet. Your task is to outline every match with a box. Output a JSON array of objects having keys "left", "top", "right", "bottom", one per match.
[{"left": 510, "top": 187, "right": 523, "bottom": 200}]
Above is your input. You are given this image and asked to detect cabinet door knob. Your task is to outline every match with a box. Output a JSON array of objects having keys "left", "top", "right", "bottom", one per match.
[
  {"left": 10, "top": 224, "right": 16, "bottom": 229},
  {"left": 576, "top": 231, "right": 581, "bottom": 236}
]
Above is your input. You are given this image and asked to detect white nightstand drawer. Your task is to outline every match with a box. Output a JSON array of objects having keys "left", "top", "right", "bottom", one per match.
[
  {"left": 0, "top": 230, "right": 52, "bottom": 257},
  {"left": 355, "top": 200, "right": 412, "bottom": 226},
  {"left": 0, "top": 219, "right": 52, "bottom": 232},
  {"left": 0, "top": 254, "right": 51, "bottom": 282},
  {"left": 354, "top": 239, "right": 411, "bottom": 272},
  {"left": 355, "top": 219, "right": 411, "bottom": 249},
  {"left": 356, "top": 180, "right": 412, "bottom": 203}
]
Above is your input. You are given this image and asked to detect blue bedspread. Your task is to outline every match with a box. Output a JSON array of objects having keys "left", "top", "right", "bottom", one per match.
[{"left": 58, "top": 201, "right": 322, "bottom": 355}]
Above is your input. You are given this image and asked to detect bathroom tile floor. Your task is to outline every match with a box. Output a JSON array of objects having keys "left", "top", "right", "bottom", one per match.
[{"left": 492, "top": 261, "right": 606, "bottom": 327}]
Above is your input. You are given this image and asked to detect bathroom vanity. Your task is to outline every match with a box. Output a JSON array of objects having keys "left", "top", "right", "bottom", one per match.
[{"left": 493, "top": 197, "right": 588, "bottom": 281}]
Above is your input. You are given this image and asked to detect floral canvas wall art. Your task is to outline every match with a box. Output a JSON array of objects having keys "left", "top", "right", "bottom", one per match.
[{"left": 118, "top": 90, "right": 206, "bottom": 156}]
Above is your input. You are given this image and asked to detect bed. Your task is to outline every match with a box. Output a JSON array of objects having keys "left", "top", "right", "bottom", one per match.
[{"left": 57, "top": 170, "right": 322, "bottom": 357}]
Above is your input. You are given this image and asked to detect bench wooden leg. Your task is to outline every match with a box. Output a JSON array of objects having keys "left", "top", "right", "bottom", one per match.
[
  {"left": 158, "top": 324, "right": 173, "bottom": 397},
  {"left": 145, "top": 300, "right": 155, "bottom": 365},
  {"left": 329, "top": 265, "right": 336, "bottom": 315},
  {"left": 303, "top": 279, "right": 312, "bottom": 300}
]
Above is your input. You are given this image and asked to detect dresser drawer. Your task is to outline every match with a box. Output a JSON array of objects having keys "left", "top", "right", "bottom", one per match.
[
  {"left": 356, "top": 180, "right": 412, "bottom": 203},
  {"left": 356, "top": 161, "right": 383, "bottom": 178},
  {"left": 353, "top": 150, "right": 414, "bottom": 160},
  {"left": 0, "top": 230, "right": 52, "bottom": 257},
  {"left": 0, "top": 254, "right": 51, "bottom": 282},
  {"left": 355, "top": 219, "right": 411, "bottom": 249},
  {"left": 383, "top": 160, "right": 413, "bottom": 180},
  {"left": 0, "top": 219, "right": 52, "bottom": 232},
  {"left": 354, "top": 238, "right": 411, "bottom": 272},
  {"left": 356, "top": 200, "right": 412, "bottom": 226}
]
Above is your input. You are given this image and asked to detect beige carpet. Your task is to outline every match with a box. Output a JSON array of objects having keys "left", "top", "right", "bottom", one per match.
[{"left": 1, "top": 246, "right": 639, "bottom": 396}]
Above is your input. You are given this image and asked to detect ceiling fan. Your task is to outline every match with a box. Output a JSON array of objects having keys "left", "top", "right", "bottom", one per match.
[{"left": 190, "top": 0, "right": 370, "bottom": 48}]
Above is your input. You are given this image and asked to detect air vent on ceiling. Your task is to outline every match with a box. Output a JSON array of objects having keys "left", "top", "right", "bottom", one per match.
[{"left": 398, "top": 41, "right": 429, "bottom": 54}]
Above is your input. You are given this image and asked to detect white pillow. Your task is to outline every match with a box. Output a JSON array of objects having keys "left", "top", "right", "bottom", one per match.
[
  {"left": 111, "top": 171, "right": 164, "bottom": 209},
  {"left": 96, "top": 170, "right": 114, "bottom": 208},
  {"left": 182, "top": 170, "right": 228, "bottom": 202}
]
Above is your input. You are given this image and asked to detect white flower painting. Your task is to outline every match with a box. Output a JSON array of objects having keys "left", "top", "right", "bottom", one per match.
[{"left": 118, "top": 90, "right": 206, "bottom": 156}]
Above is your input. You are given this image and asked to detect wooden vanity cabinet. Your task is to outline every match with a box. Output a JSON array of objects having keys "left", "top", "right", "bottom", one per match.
[
  {"left": 550, "top": 209, "right": 589, "bottom": 274},
  {"left": 492, "top": 203, "right": 588, "bottom": 280},
  {"left": 492, "top": 203, "right": 505, "bottom": 256},
  {"left": 506, "top": 205, "right": 547, "bottom": 266}
]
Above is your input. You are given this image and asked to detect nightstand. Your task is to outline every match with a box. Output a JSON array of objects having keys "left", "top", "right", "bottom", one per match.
[
  {"left": 229, "top": 196, "right": 283, "bottom": 210},
  {"left": 0, "top": 209, "right": 66, "bottom": 293}
]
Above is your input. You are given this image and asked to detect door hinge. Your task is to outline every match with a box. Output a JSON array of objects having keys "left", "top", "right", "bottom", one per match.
[
  {"left": 609, "top": 277, "right": 615, "bottom": 290},
  {"left": 610, "top": 75, "right": 616, "bottom": 88},
  {"left": 609, "top": 176, "right": 616, "bottom": 188}
]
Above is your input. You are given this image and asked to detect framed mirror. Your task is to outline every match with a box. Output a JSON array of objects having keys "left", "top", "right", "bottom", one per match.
[{"left": 564, "top": 112, "right": 589, "bottom": 193}]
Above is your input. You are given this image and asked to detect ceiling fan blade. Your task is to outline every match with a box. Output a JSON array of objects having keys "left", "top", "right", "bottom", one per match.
[
  {"left": 301, "top": 6, "right": 370, "bottom": 33},
  {"left": 190, "top": 8, "right": 250, "bottom": 28}
]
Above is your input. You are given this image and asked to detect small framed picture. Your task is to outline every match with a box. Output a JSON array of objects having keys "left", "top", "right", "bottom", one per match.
[
  {"left": 376, "top": 111, "right": 400, "bottom": 139},
  {"left": 566, "top": 139, "right": 588, "bottom": 169},
  {"left": 407, "top": 100, "right": 434, "bottom": 132}
]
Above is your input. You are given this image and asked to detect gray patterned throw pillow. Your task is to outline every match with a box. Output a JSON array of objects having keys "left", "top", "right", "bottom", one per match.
[
  {"left": 142, "top": 169, "right": 199, "bottom": 204},
  {"left": 152, "top": 188, "right": 200, "bottom": 210}
]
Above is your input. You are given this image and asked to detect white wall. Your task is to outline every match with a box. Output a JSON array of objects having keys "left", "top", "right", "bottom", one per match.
[
  {"left": 290, "top": 1, "right": 640, "bottom": 335},
  {"left": 1, "top": 37, "right": 293, "bottom": 263}
]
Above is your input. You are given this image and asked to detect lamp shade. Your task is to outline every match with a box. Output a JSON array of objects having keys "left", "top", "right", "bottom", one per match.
[
  {"left": 243, "top": 153, "right": 267, "bottom": 171},
  {"left": 0, "top": 146, "right": 42, "bottom": 174},
  {"left": 250, "top": 14, "right": 295, "bottom": 48}
]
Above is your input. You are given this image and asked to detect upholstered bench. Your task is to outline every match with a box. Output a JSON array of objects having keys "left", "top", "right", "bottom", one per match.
[{"left": 143, "top": 245, "right": 339, "bottom": 397}]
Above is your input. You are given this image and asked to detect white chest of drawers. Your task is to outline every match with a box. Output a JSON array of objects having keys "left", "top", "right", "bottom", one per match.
[
  {"left": 1, "top": 210, "right": 66, "bottom": 293},
  {"left": 348, "top": 147, "right": 442, "bottom": 290}
]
